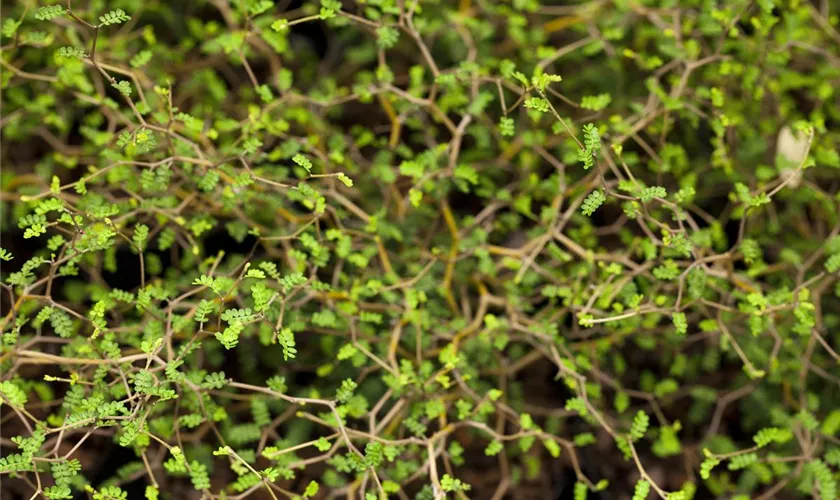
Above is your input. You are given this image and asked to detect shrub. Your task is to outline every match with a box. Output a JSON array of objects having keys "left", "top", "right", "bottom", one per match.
[{"left": 2, "top": 0, "right": 840, "bottom": 499}]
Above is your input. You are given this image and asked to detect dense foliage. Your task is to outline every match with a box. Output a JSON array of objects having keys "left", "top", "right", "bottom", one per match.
[{"left": 2, "top": 0, "right": 840, "bottom": 499}]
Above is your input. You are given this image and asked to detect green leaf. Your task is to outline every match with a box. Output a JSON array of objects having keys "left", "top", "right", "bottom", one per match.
[
  {"left": 145, "top": 486, "right": 159, "bottom": 500},
  {"left": 293, "top": 153, "right": 313, "bottom": 172},
  {"left": 533, "top": 74, "right": 562, "bottom": 92},
  {"left": 188, "top": 460, "right": 210, "bottom": 490},
  {"left": 583, "top": 124, "right": 601, "bottom": 152},
  {"left": 99, "top": 9, "right": 131, "bottom": 26},
  {"left": 543, "top": 439, "right": 561, "bottom": 458},
  {"left": 440, "top": 474, "right": 470, "bottom": 493},
  {"left": 700, "top": 454, "right": 720, "bottom": 479},
  {"left": 808, "top": 459, "right": 837, "bottom": 500},
  {"left": 524, "top": 97, "right": 550, "bottom": 113},
  {"left": 0, "top": 381, "right": 28, "bottom": 407},
  {"left": 257, "top": 84, "right": 273, "bottom": 103},
  {"left": 574, "top": 482, "right": 588, "bottom": 500},
  {"left": 130, "top": 50, "right": 152, "bottom": 68},
  {"left": 44, "top": 485, "right": 73, "bottom": 499},
  {"left": 242, "top": 137, "right": 263, "bottom": 155},
  {"left": 672, "top": 312, "right": 687, "bottom": 336},
  {"left": 499, "top": 117, "right": 515, "bottom": 136},
  {"left": 630, "top": 410, "right": 649, "bottom": 441},
  {"left": 581, "top": 190, "right": 606, "bottom": 216},
  {"left": 376, "top": 26, "right": 400, "bottom": 49},
  {"left": 35, "top": 5, "right": 66, "bottom": 21},
  {"left": 336, "top": 378, "right": 357, "bottom": 403},
  {"left": 632, "top": 480, "right": 650, "bottom": 500},
  {"left": 2, "top": 19, "right": 21, "bottom": 38},
  {"left": 454, "top": 165, "right": 479, "bottom": 186},
  {"left": 337, "top": 173, "right": 353, "bottom": 187},
  {"left": 279, "top": 273, "right": 307, "bottom": 292},
  {"left": 303, "top": 481, "right": 319, "bottom": 498},
  {"left": 580, "top": 93, "right": 612, "bottom": 111},
  {"left": 112, "top": 80, "right": 132, "bottom": 96},
  {"left": 364, "top": 442, "right": 384, "bottom": 467},
  {"left": 484, "top": 440, "right": 503, "bottom": 456},
  {"left": 753, "top": 427, "right": 792, "bottom": 447},
  {"left": 822, "top": 410, "right": 840, "bottom": 436},
  {"left": 320, "top": 0, "right": 342, "bottom": 19},
  {"left": 278, "top": 328, "right": 297, "bottom": 360},
  {"left": 825, "top": 253, "right": 840, "bottom": 273},
  {"left": 133, "top": 224, "right": 149, "bottom": 250},
  {"left": 640, "top": 186, "right": 667, "bottom": 202},
  {"left": 727, "top": 452, "right": 758, "bottom": 470},
  {"left": 248, "top": 0, "right": 274, "bottom": 16},
  {"left": 57, "top": 46, "right": 86, "bottom": 59},
  {"left": 314, "top": 437, "right": 331, "bottom": 452}
]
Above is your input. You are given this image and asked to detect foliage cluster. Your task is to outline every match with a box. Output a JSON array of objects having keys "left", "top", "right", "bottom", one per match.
[{"left": 2, "top": 0, "right": 840, "bottom": 499}]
